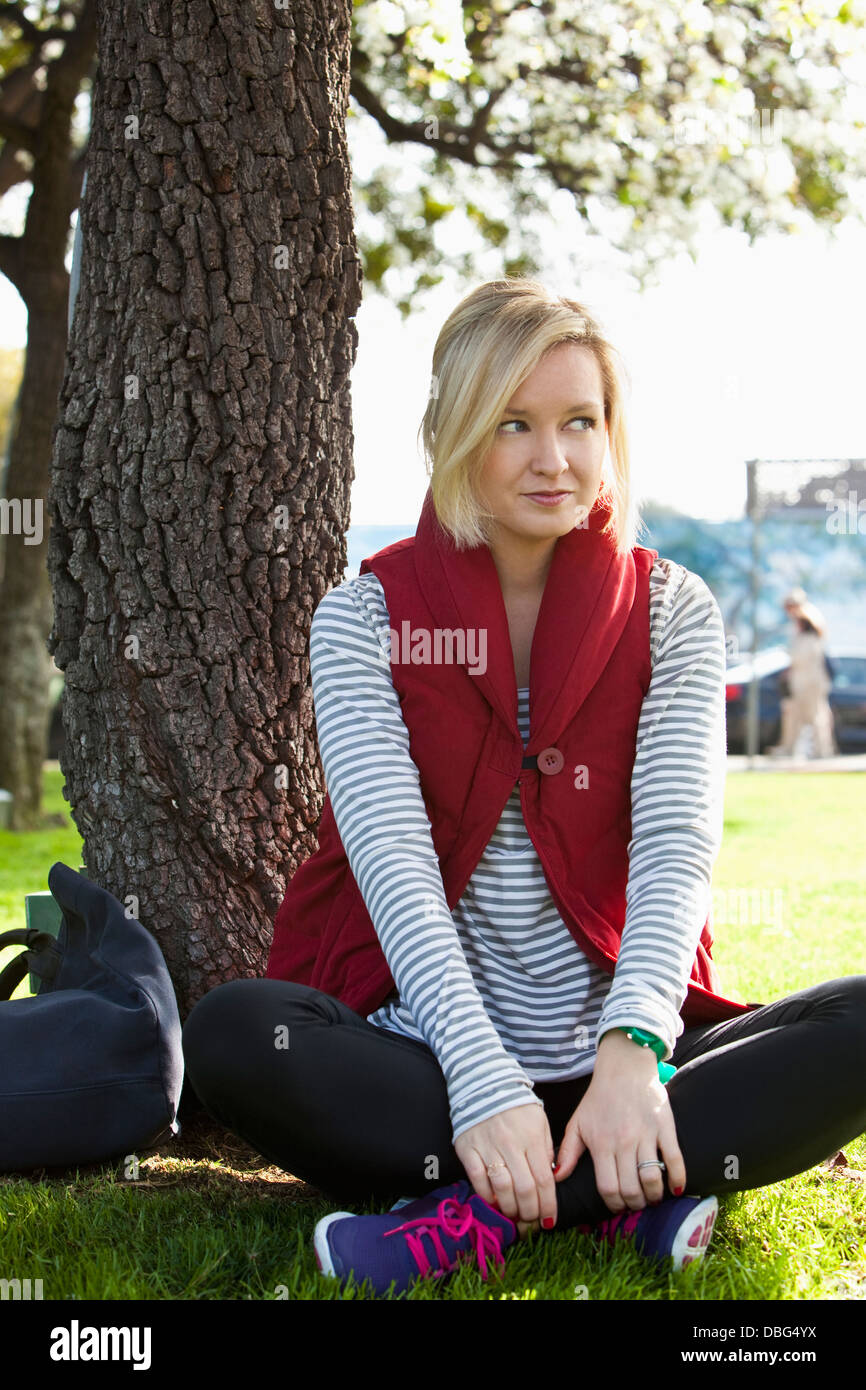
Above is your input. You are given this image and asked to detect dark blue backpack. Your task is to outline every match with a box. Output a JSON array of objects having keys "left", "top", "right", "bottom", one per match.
[{"left": 0, "top": 862, "right": 183, "bottom": 1171}]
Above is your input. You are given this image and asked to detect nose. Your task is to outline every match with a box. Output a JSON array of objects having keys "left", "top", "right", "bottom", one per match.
[{"left": 528, "top": 431, "right": 572, "bottom": 477}]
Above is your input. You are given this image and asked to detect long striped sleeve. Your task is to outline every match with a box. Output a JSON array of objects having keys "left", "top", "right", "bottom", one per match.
[{"left": 595, "top": 559, "right": 728, "bottom": 1060}]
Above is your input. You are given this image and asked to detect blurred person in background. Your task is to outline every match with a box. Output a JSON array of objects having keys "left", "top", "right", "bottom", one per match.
[{"left": 771, "top": 589, "right": 835, "bottom": 759}]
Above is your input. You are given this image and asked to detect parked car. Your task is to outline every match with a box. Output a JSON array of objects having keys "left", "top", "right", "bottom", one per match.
[
  {"left": 725, "top": 647, "right": 866, "bottom": 754},
  {"left": 829, "top": 653, "right": 866, "bottom": 750}
]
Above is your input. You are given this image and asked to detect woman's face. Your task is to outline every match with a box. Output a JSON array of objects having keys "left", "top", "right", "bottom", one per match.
[{"left": 476, "top": 341, "right": 608, "bottom": 552}]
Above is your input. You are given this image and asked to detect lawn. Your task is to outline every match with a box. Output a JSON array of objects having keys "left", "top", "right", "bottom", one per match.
[{"left": 0, "top": 766, "right": 864, "bottom": 1300}]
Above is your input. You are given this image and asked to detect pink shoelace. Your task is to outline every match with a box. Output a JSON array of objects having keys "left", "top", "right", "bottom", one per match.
[
  {"left": 383, "top": 1195, "right": 507, "bottom": 1281},
  {"left": 576, "top": 1208, "right": 644, "bottom": 1243},
  {"left": 598, "top": 1208, "right": 644, "bottom": 1242}
]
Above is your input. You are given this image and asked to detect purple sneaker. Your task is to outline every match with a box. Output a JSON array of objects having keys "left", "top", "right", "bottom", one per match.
[
  {"left": 314, "top": 1179, "right": 517, "bottom": 1297},
  {"left": 577, "top": 1194, "right": 718, "bottom": 1271}
]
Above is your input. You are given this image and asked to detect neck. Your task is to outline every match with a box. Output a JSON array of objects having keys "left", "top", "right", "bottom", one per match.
[{"left": 487, "top": 527, "right": 558, "bottom": 597}]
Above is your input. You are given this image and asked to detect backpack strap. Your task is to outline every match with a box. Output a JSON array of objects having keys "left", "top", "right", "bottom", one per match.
[{"left": 0, "top": 928, "right": 61, "bottom": 1001}]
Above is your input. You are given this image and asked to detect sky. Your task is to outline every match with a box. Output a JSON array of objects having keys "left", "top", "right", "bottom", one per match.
[{"left": 1, "top": 133, "right": 864, "bottom": 533}]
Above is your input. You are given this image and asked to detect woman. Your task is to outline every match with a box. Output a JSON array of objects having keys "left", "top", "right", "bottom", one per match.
[
  {"left": 182, "top": 280, "right": 866, "bottom": 1298},
  {"left": 772, "top": 592, "right": 835, "bottom": 759}
]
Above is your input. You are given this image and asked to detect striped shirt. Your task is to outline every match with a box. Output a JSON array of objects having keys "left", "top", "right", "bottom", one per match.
[{"left": 308, "top": 556, "right": 727, "bottom": 1142}]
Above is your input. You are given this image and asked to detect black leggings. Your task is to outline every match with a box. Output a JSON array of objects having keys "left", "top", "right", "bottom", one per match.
[{"left": 181, "top": 974, "right": 866, "bottom": 1229}]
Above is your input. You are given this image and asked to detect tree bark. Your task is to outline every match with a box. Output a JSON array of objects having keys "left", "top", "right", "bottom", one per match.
[
  {"left": 47, "top": 0, "right": 362, "bottom": 1017},
  {"left": 0, "top": 0, "right": 97, "bottom": 829}
]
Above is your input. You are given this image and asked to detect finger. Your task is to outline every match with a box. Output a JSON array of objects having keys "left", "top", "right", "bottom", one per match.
[
  {"left": 635, "top": 1147, "right": 667, "bottom": 1205},
  {"left": 591, "top": 1149, "right": 626, "bottom": 1215},
  {"left": 527, "top": 1143, "right": 558, "bottom": 1229},
  {"left": 460, "top": 1146, "right": 504, "bottom": 1211},
  {"left": 553, "top": 1123, "right": 586, "bottom": 1182},
  {"left": 485, "top": 1157, "right": 519, "bottom": 1221},
  {"left": 615, "top": 1146, "right": 647, "bottom": 1212},
  {"left": 504, "top": 1151, "right": 543, "bottom": 1227},
  {"left": 658, "top": 1120, "right": 687, "bottom": 1198}
]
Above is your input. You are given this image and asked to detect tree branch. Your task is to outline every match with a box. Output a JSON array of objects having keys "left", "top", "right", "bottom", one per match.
[
  {"left": 349, "top": 70, "right": 485, "bottom": 165},
  {"left": 0, "top": 2, "right": 70, "bottom": 46}
]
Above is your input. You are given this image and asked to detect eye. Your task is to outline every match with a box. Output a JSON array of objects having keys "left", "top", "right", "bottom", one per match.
[{"left": 498, "top": 415, "right": 597, "bottom": 433}]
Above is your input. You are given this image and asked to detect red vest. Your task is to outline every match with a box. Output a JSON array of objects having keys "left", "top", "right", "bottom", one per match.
[{"left": 267, "top": 487, "right": 757, "bottom": 1028}]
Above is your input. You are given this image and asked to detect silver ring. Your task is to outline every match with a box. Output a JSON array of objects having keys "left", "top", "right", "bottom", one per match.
[
  {"left": 486, "top": 1161, "right": 507, "bottom": 1176},
  {"left": 637, "top": 1160, "right": 666, "bottom": 1171}
]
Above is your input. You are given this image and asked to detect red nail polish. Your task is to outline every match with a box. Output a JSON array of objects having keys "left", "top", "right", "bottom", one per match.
[
  {"left": 542, "top": 1217, "right": 554, "bottom": 1230},
  {"left": 673, "top": 1185, "right": 684, "bottom": 1196},
  {"left": 552, "top": 1164, "right": 561, "bottom": 1174}
]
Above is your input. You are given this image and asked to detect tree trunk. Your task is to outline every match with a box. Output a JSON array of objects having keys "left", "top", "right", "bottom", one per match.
[
  {"left": 0, "top": 2, "right": 97, "bottom": 830},
  {"left": 0, "top": 319, "right": 67, "bottom": 829},
  {"left": 47, "top": 0, "right": 362, "bottom": 1018}
]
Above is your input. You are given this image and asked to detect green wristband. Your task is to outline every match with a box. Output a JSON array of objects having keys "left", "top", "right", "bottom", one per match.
[
  {"left": 617, "top": 1026, "right": 677, "bottom": 1084},
  {"left": 618, "top": 1025, "right": 665, "bottom": 1060}
]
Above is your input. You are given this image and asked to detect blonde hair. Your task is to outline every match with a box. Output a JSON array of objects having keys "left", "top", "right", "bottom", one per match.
[{"left": 418, "top": 279, "right": 638, "bottom": 553}]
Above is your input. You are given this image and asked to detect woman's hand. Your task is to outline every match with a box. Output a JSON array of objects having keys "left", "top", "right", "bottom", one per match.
[
  {"left": 454, "top": 1102, "right": 557, "bottom": 1235},
  {"left": 553, "top": 1030, "right": 686, "bottom": 1212}
]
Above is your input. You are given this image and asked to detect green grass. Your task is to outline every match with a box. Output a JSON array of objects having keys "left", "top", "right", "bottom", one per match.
[
  {"left": 0, "top": 767, "right": 864, "bottom": 1300},
  {"left": 0, "top": 765, "right": 82, "bottom": 963}
]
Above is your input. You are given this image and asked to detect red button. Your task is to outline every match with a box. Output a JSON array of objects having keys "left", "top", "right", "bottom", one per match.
[{"left": 537, "top": 746, "right": 564, "bottom": 775}]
